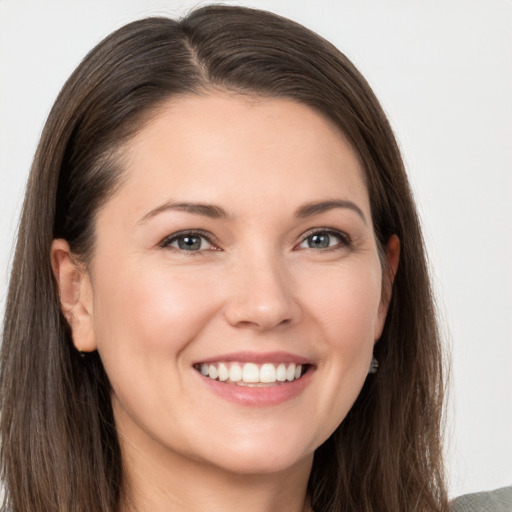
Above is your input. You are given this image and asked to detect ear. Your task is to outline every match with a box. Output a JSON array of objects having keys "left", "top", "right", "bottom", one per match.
[
  {"left": 375, "top": 234, "right": 400, "bottom": 340},
  {"left": 51, "top": 239, "right": 97, "bottom": 353}
]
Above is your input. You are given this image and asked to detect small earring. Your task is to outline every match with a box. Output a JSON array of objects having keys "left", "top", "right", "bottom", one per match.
[{"left": 368, "top": 356, "right": 378, "bottom": 374}]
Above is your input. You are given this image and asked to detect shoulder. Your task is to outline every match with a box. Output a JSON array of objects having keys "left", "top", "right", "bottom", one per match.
[{"left": 451, "top": 486, "right": 512, "bottom": 512}]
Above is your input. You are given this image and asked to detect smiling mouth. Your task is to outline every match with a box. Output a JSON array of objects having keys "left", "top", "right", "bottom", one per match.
[{"left": 193, "top": 362, "right": 310, "bottom": 386}]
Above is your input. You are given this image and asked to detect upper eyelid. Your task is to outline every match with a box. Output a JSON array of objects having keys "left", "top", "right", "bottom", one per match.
[
  {"left": 159, "top": 229, "right": 217, "bottom": 248},
  {"left": 294, "top": 228, "right": 352, "bottom": 252},
  {"left": 298, "top": 227, "right": 350, "bottom": 242}
]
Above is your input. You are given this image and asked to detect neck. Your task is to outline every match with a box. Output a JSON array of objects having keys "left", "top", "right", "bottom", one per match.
[{"left": 118, "top": 429, "right": 313, "bottom": 512}]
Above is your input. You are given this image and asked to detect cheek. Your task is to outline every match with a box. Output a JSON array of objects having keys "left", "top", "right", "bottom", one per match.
[
  {"left": 90, "top": 258, "right": 223, "bottom": 363},
  {"left": 297, "top": 260, "right": 382, "bottom": 436},
  {"left": 301, "top": 258, "right": 383, "bottom": 344}
]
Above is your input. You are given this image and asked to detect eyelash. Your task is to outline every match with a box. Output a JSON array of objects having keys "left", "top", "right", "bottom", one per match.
[
  {"left": 159, "top": 229, "right": 218, "bottom": 253},
  {"left": 159, "top": 228, "right": 351, "bottom": 253},
  {"left": 296, "top": 228, "right": 351, "bottom": 251}
]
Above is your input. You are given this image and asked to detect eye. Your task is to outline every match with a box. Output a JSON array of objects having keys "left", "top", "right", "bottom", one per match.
[
  {"left": 160, "top": 230, "right": 217, "bottom": 252},
  {"left": 297, "top": 230, "right": 350, "bottom": 250}
]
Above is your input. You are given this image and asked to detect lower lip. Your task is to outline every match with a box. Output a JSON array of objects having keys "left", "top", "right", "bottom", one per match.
[{"left": 196, "top": 368, "right": 314, "bottom": 407}]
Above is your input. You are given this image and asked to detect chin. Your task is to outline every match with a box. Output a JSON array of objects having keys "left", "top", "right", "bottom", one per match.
[
  {"left": 209, "top": 449, "right": 313, "bottom": 477},
  {"left": 192, "top": 433, "right": 316, "bottom": 476}
]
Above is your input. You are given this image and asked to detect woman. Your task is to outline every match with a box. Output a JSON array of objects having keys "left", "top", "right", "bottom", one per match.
[{"left": 1, "top": 5, "right": 448, "bottom": 512}]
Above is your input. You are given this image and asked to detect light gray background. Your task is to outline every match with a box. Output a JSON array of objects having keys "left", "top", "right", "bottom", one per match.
[{"left": 1, "top": 0, "right": 511, "bottom": 498}]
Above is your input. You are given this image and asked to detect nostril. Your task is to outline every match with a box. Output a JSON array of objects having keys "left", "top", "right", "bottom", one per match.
[
  {"left": 230, "top": 316, "right": 293, "bottom": 331},
  {"left": 223, "top": 296, "right": 301, "bottom": 331}
]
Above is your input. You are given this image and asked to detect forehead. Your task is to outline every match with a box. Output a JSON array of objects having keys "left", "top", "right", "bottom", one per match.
[{"left": 109, "top": 92, "right": 370, "bottom": 220}]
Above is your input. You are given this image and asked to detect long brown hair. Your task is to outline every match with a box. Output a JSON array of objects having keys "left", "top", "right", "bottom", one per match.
[{"left": 1, "top": 6, "right": 448, "bottom": 511}]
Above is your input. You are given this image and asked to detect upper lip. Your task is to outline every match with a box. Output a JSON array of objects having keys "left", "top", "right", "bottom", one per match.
[{"left": 194, "top": 351, "right": 313, "bottom": 365}]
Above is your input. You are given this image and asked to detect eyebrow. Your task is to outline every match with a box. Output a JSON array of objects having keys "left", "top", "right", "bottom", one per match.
[
  {"left": 138, "top": 199, "right": 366, "bottom": 224},
  {"left": 295, "top": 200, "right": 367, "bottom": 224},
  {"left": 138, "top": 201, "right": 229, "bottom": 223}
]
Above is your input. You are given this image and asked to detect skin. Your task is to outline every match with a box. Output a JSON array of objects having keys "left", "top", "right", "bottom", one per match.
[{"left": 52, "top": 93, "right": 399, "bottom": 512}]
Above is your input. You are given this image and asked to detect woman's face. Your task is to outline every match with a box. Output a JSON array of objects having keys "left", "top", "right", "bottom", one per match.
[{"left": 64, "top": 93, "right": 396, "bottom": 476}]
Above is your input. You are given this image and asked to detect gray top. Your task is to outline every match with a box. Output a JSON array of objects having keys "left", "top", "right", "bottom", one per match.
[{"left": 451, "top": 486, "right": 512, "bottom": 512}]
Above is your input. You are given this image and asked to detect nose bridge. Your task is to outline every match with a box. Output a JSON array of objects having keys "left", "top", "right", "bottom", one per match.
[{"left": 224, "top": 245, "right": 300, "bottom": 330}]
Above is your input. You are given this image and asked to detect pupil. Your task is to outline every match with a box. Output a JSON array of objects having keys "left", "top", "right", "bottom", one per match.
[
  {"left": 309, "top": 233, "right": 329, "bottom": 248},
  {"left": 178, "top": 236, "right": 201, "bottom": 250}
]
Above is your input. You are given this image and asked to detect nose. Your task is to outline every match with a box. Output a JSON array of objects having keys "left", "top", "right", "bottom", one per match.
[{"left": 223, "top": 253, "right": 301, "bottom": 331}]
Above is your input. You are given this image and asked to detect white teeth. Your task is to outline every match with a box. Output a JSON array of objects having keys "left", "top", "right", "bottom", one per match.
[
  {"left": 260, "top": 363, "right": 276, "bottom": 383},
  {"left": 286, "top": 364, "right": 296, "bottom": 381},
  {"left": 276, "top": 363, "right": 287, "bottom": 382},
  {"left": 208, "top": 364, "right": 218, "bottom": 380},
  {"left": 242, "top": 363, "right": 259, "bottom": 383},
  {"left": 198, "top": 361, "right": 306, "bottom": 384},
  {"left": 218, "top": 363, "right": 229, "bottom": 382},
  {"left": 229, "top": 364, "right": 242, "bottom": 382}
]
